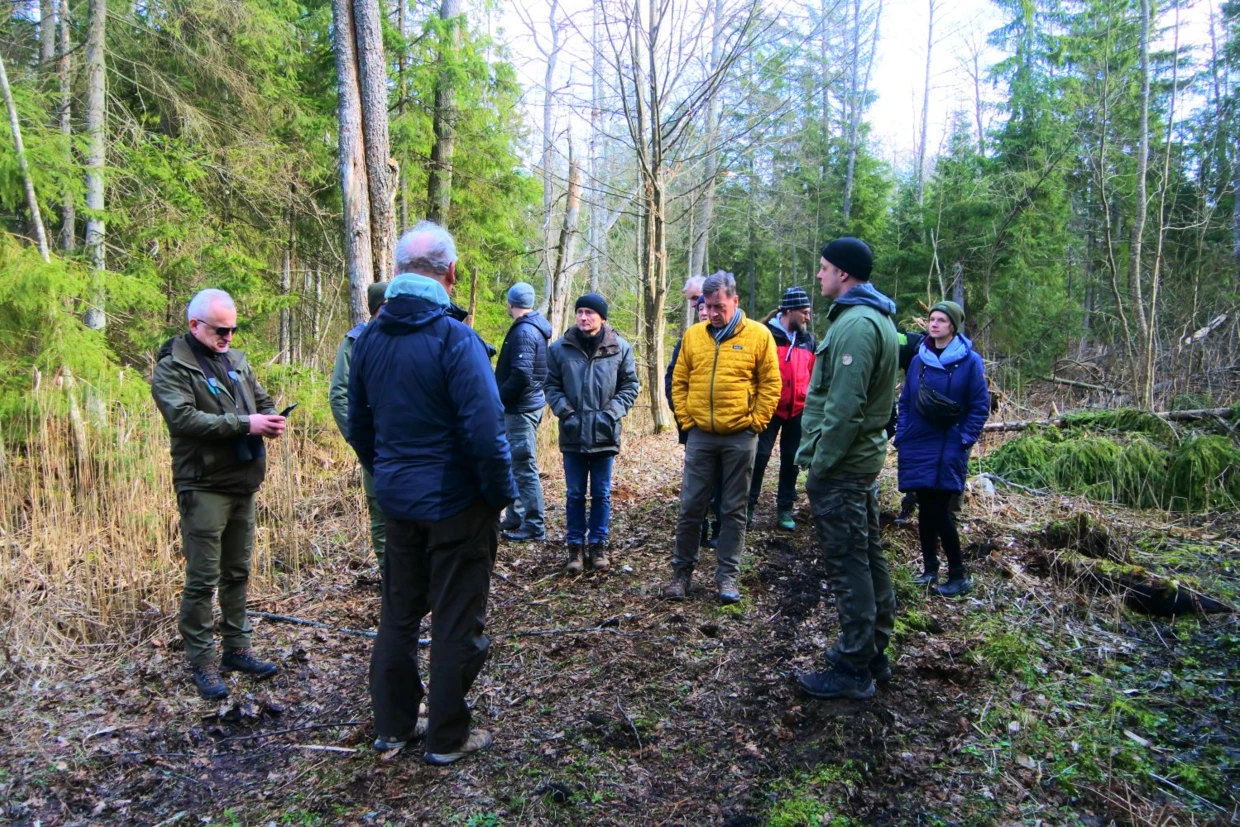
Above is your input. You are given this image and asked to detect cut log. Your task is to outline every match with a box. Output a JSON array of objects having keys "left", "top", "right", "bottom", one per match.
[{"left": 984, "top": 407, "right": 1233, "bottom": 433}]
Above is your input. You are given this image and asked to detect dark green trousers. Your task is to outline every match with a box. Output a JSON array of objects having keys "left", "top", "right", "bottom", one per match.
[
  {"left": 805, "top": 472, "right": 895, "bottom": 674},
  {"left": 177, "top": 489, "right": 256, "bottom": 667},
  {"left": 361, "top": 466, "right": 387, "bottom": 567}
]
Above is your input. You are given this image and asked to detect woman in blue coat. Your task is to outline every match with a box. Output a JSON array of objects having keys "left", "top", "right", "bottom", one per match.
[{"left": 895, "top": 301, "right": 989, "bottom": 597}]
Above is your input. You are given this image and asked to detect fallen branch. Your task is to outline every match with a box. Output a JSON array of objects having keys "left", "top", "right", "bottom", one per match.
[
  {"left": 1036, "top": 375, "right": 1111, "bottom": 392},
  {"left": 287, "top": 744, "right": 358, "bottom": 754},
  {"left": 979, "top": 472, "right": 1047, "bottom": 496},
  {"left": 247, "top": 610, "right": 417, "bottom": 643},
  {"left": 216, "top": 721, "right": 362, "bottom": 744},
  {"left": 250, "top": 610, "right": 633, "bottom": 643},
  {"left": 984, "top": 407, "right": 1233, "bottom": 432}
]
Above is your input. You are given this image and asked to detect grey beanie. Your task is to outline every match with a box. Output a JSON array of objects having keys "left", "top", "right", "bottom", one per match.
[{"left": 507, "top": 282, "right": 535, "bottom": 309}]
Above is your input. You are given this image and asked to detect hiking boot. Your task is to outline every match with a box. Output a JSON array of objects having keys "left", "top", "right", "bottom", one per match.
[
  {"left": 797, "top": 664, "right": 876, "bottom": 700},
  {"left": 502, "top": 526, "right": 546, "bottom": 542},
  {"left": 936, "top": 574, "right": 972, "bottom": 598},
  {"left": 717, "top": 576, "right": 741, "bottom": 605},
  {"left": 776, "top": 508, "right": 795, "bottom": 531},
  {"left": 826, "top": 649, "right": 893, "bottom": 685},
  {"left": 220, "top": 648, "right": 278, "bottom": 679},
  {"left": 373, "top": 717, "right": 429, "bottom": 751},
  {"left": 588, "top": 542, "right": 610, "bottom": 571},
  {"left": 913, "top": 570, "right": 939, "bottom": 587},
  {"left": 662, "top": 568, "right": 692, "bottom": 600},
  {"left": 565, "top": 543, "right": 585, "bottom": 574},
  {"left": 424, "top": 728, "right": 493, "bottom": 766},
  {"left": 894, "top": 492, "right": 918, "bottom": 525},
  {"left": 189, "top": 663, "right": 229, "bottom": 700}
]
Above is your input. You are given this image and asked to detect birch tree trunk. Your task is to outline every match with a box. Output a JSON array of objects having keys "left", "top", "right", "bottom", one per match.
[
  {"left": 427, "top": 0, "right": 462, "bottom": 224},
  {"left": 0, "top": 53, "right": 50, "bottom": 262},
  {"left": 1127, "top": 0, "right": 1152, "bottom": 395},
  {"left": 58, "top": 0, "right": 74, "bottom": 252},
  {"left": 40, "top": 0, "right": 56, "bottom": 66},
  {"left": 587, "top": 0, "right": 603, "bottom": 291},
  {"left": 332, "top": 0, "right": 375, "bottom": 325},
  {"left": 83, "top": 0, "right": 107, "bottom": 330},
  {"left": 915, "top": 0, "right": 935, "bottom": 206},
  {"left": 354, "top": 0, "right": 394, "bottom": 280}
]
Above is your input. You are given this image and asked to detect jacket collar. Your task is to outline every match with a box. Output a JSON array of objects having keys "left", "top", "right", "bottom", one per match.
[{"left": 565, "top": 324, "right": 619, "bottom": 356}]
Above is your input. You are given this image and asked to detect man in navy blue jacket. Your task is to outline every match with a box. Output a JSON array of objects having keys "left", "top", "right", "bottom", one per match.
[{"left": 347, "top": 220, "right": 516, "bottom": 766}]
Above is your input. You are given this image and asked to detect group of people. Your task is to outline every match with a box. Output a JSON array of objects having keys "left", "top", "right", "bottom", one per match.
[{"left": 150, "top": 220, "right": 989, "bottom": 767}]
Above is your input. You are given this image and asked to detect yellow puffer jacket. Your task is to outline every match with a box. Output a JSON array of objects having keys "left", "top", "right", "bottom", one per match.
[{"left": 671, "top": 314, "right": 782, "bottom": 435}]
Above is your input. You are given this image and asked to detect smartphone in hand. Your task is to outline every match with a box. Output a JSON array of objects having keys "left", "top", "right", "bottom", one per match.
[{"left": 279, "top": 403, "right": 298, "bottom": 417}]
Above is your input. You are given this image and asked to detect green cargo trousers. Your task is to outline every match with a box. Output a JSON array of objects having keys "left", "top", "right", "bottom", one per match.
[
  {"left": 361, "top": 466, "right": 387, "bottom": 567},
  {"left": 177, "top": 489, "right": 256, "bottom": 667},
  {"left": 805, "top": 472, "right": 895, "bottom": 674}
]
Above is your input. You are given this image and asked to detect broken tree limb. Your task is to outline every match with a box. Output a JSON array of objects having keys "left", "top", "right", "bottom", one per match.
[
  {"left": 983, "top": 407, "right": 1234, "bottom": 432},
  {"left": 248, "top": 610, "right": 635, "bottom": 642},
  {"left": 1036, "top": 375, "right": 1111, "bottom": 392}
]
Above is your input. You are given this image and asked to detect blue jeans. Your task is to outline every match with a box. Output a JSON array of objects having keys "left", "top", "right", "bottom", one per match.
[
  {"left": 504, "top": 410, "right": 545, "bottom": 536},
  {"left": 562, "top": 451, "right": 614, "bottom": 545}
]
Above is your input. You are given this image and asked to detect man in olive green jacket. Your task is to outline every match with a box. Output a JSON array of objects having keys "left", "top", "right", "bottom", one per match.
[
  {"left": 151, "top": 289, "right": 287, "bottom": 701},
  {"left": 794, "top": 238, "right": 899, "bottom": 702},
  {"left": 329, "top": 281, "right": 389, "bottom": 566}
]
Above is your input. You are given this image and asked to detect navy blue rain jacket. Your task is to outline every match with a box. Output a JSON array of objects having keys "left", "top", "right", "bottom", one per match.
[
  {"left": 495, "top": 311, "right": 553, "bottom": 413},
  {"left": 347, "top": 281, "right": 516, "bottom": 521},
  {"left": 895, "top": 334, "right": 990, "bottom": 493}
]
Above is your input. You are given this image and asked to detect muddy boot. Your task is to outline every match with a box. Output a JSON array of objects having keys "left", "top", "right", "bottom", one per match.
[
  {"left": 588, "top": 542, "right": 610, "bottom": 571},
  {"left": 662, "top": 567, "right": 692, "bottom": 600},
  {"left": 565, "top": 543, "right": 585, "bottom": 574},
  {"left": 776, "top": 508, "right": 795, "bottom": 531},
  {"left": 220, "top": 647, "right": 278, "bottom": 679},
  {"left": 797, "top": 663, "right": 876, "bottom": 701}
]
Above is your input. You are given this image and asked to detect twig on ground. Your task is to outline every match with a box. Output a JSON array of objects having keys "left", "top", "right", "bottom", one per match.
[
  {"left": 216, "top": 721, "right": 363, "bottom": 744},
  {"left": 245, "top": 610, "right": 427, "bottom": 644},
  {"left": 616, "top": 694, "right": 643, "bottom": 758},
  {"left": 287, "top": 744, "right": 358, "bottom": 754},
  {"left": 980, "top": 473, "right": 1048, "bottom": 496},
  {"left": 152, "top": 812, "right": 187, "bottom": 827},
  {"left": 508, "top": 616, "right": 635, "bottom": 638},
  {"left": 1148, "top": 771, "right": 1227, "bottom": 812}
]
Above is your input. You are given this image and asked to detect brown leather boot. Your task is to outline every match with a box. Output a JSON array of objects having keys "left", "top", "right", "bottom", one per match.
[
  {"left": 588, "top": 542, "right": 609, "bottom": 570},
  {"left": 565, "top": 543, "right": 585, "bottom": 574}
]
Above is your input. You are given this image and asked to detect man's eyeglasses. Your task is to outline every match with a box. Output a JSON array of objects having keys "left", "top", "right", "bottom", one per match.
[{"left": 194, "top": 319, "right": 239, "bottom": 337}]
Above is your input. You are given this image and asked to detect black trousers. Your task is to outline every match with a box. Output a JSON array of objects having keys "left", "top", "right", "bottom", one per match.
[
  {"left": 749, "top": 413, "right": 803, "bottom": 510},
  {"left": 370, "top": 501, "right": 498, "bottom": 753},
  {"left": 915, "top": 489, "right": 964, "bottom": 577}
]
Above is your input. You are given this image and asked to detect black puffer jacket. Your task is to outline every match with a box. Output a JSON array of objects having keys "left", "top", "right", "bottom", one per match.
[{"left": 495, "top": 311, "right": 553, "bottom": 413}]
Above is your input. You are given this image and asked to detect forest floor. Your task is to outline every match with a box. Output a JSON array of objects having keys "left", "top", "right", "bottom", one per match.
[{"left": 1, "top": 430, "right": 1238, "bottom": 827}]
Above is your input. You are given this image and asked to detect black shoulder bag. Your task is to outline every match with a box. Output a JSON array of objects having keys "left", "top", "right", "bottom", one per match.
[{"left": 914, "top": 361, "right": 964, "bottom": 429}]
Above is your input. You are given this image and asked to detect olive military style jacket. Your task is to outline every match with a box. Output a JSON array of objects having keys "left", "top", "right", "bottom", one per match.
[
  {"left": 795, "top": 283, "right": 899, "bottom": 479},
  {"left": 151, "top": 333, "right": 277, "bottom": 495}
]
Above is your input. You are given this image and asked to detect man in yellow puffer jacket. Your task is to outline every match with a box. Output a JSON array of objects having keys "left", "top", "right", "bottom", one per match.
[{"left": 664, "top": 271, "right": 781, "bottom": 604}]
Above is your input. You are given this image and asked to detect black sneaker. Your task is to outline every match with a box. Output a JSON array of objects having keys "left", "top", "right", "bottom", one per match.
[
  {"left": 220, "top": 648, "right": 278, "bottom": 679},
  {"left": 913, "top": 570, "right": 939, "bottom": 586},
  {"left": 189, "top": 664, "right": 229, "bottom": 700},
  {"left": 826, "top": 649, "right": 892, "bottom": 684},
  {"left": 797, "top": 664, "right": 876, "bottom": 700},
  {"left": 935, "top": 576, "right": 972, "bottom": 598}
]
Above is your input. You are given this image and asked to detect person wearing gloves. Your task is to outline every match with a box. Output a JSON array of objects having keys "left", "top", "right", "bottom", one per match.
[
  {"left": 545, "top": 293, "right": 641, "bottom": 574},
  {"left": 895, "top": 300, "right": 990, "bottom": 597}
]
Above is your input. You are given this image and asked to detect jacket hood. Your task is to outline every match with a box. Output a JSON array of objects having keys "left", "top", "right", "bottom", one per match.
[
  {"left": 830, "top": 282, "right": 897, "bottom": 317},
  {"left": 378, "top": 294, "right": 450, "bottom": 334},
  {"left": 516, "top": 311, "right": 553, "bottom": 339},
  {"left": 766, "top": 313, "right": 810, "bottom": 346},
  {"left": 919, "top": 333, "right": 974, "bottom": 368},
  {"left": 385, "top": 273, "right": 451, "bottom": 307}
]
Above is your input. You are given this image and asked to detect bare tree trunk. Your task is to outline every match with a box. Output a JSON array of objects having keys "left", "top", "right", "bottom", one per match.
[
  {"left": 965, "top": 35, "right": 985, "bottom": 155},
  {"left": 549, "top": 151, "right": 583, "bottom": 335},
  {"left": 396, "top": 0, "right": 408, "bottom": 232},
  {"left": 915, "top": 0, "right": 935, "bottom": 205},
  {"left": 0, "top": 53, "right": 51, "bottom": 263},
  {"left": 689, "top": 0, "right": 724, "bottom": 280},
  {"left": 1234, "top": 131, "right": 1240, "bottom": 281},
  {"left": 58, "top": 0, "right": 74, "bottom": 252},
  {"left": 280, "top": 200, "right": 293, "bottom": 364},
  {"left": 355, "top": 0, "right": 394, "bottom": 280},
  {"left": 842, "top": 0, "right": 881, "bottom": 222},
  {"left": 951, "top": 261, "right": 964, "bottom": 308},
  {"left": 83, "top": 0, "right": 106, "bottom": 329},
  {"left": 427, "top": 0, "right": 461, "bottom": 224},
  {"left": 587, "top": 0, "right": 604, "bottom": 291},
  {"left": 1128, "top": 0, "right": 1152, "bottom": 398},
  {"left": 333, "top": 0, "right": 374, "bottom": 326},
  {"left": 40, "top": 0, "right": 55, "bottom": 66},
  {"left": 539, "top": 0, "right": 561, "bottom": 305}
]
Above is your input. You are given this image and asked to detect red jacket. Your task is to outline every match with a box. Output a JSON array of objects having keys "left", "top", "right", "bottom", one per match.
[{"left": 766, "top": 315, "right": 816, "bottom": 419}]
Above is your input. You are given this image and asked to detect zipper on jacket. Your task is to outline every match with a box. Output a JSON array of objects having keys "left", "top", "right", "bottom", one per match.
[
  {"left": 709, "top": 336, "right": 722, "bottom": 432},
  {"left": 933, "top": 362, "right": 957, "bottom": 488}
]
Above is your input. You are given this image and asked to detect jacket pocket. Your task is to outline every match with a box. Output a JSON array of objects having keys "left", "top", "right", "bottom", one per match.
[
  {"left": 593, "top": 410, "right": 620, "bottom": 448},
  {"left": 559, "top": 412, "right": 583, "bottom": 446}
]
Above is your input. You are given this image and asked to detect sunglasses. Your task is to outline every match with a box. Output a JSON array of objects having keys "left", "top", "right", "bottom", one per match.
[{"left": 194, "top": 319, "right": 239, "bottom": 337}]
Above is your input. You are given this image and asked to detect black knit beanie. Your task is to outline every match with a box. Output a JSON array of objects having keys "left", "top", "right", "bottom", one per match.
[
  {"left": 575, "top": 292, "right": 609, "bottom": 320},
  {"left": 821, "top": 237, "right": 873, "bottom": 281}
]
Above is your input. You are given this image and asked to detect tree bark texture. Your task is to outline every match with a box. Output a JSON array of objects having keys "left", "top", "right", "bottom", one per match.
[
  {"left": 915, "top": 0, "right": 934, "bottom": 206},
  {"left": 58, "top": 0, "right": 74, "bottom": 252},
  {"left": 842, "top": 0, "right": 881, "bottom": 222},
  {"left": 1128, "top": 0, "right": 1152, "bottom": 400},
  {"left": 549, "top": 154, "right": 582, "bottom": 336},
  {"left": 332, "top": 0, "right": 375, "bottom": 326},
  {"left": 688, "top": 0, "right": 724, "bottom": 282},
  {"left": 538, "top": 0, "right": 561, "bottom": 307},
  {"left": 40, "top": 0, "right": 56, "bottom": 66},
  {"left": 0, "top": 52, "right": 50, "bottom": 263},
  {"left": 587, "top": 0, "right": 603, "bottom": 291},
  {"left": 427, "top": 0, "right": 462, "bottom": 224},
  {"left": 83, "top": 0, "right": 106, "bottom": 330},
  {"left": 354, "top": 0, "right": 394, "bottom": 282}
]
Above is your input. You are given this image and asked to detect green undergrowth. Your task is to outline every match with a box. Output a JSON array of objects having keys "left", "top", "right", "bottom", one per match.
[
  {"left": 980, "top": 408, "right": 1240, "bottom": 511},
  {"left": 765, "top": 761, "right": 864, "bottom": 827}
]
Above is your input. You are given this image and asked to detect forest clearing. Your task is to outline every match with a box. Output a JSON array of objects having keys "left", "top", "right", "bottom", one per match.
[{"left": 1, "top": 386, "right": 1237, "bottom": 826}]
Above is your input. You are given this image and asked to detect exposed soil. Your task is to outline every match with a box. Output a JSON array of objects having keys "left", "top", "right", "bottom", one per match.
[{"left": 1, "top": 432, "right": 1236, "bottom": 826}]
